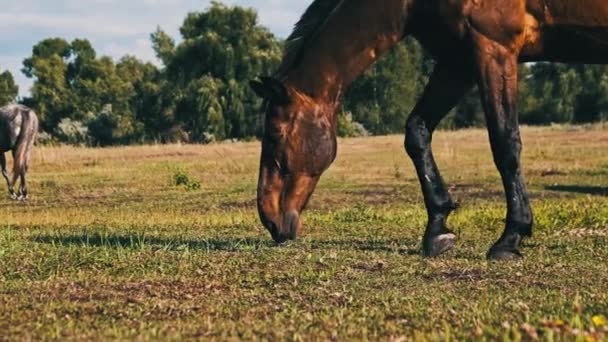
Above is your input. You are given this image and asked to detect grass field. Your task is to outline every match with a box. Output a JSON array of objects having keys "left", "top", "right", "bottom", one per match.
[{"left": 1, "top": 125, "right": 607, "bottom": 340}]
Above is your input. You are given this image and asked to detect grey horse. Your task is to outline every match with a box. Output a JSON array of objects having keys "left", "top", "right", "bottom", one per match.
[{"left": 0, "top": 105, "right": 39, "bottom": 200}]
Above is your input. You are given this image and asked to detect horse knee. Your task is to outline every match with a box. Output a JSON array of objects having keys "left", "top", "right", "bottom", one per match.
[
  {"left": 493, "top": 136, "right": 522, "bottom": 174},
  {"left": 405, "top": 116, "right": 432, "bottom": 159}
]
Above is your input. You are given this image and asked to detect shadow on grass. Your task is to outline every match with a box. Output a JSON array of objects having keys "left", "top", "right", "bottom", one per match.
[
  {"left": 545, "top": 185, "right": 608, "bottom": 196},
  {"left": 31, "top": 233, "right": 420, "bottom": 254},
  {"left": 32, "top": 233, "right": 274, "bottom": 252}
]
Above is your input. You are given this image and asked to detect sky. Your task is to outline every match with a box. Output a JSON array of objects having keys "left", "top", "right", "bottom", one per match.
[{"left": 0, "top": 0, "right": 308, "bottom": 97}]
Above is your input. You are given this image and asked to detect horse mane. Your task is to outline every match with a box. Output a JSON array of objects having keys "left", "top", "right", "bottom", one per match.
[{"left": 275, "top": 0, "right": 345, "bottom": 79}]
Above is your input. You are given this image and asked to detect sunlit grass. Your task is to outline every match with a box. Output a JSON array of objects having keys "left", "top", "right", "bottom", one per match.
[{"left": 0, "top": 125, "right": 607, "bottom": 340}]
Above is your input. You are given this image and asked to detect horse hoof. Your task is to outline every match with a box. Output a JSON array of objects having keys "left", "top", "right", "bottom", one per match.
[
  {"left": 487, "top": 248, "right": 523, "bottom": 261},
  {"left": 423, "top": 233, "right": 456, "bottom": 257}
]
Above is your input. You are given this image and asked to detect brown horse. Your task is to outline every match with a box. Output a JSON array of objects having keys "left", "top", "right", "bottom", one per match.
[
  {"left": 250, "top": 0, "right": 608, "bottom": 260},
  {"left": 0, "top": 104, "right": 39, "bottom": 201}
]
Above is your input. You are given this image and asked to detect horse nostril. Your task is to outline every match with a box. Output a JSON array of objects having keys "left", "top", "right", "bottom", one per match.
[{"left": 264, "top": 220, "right": 286, "bottom": 244}]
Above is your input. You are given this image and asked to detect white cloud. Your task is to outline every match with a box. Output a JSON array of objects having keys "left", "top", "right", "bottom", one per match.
[
  {"left": 101, "top": 39, "right": 159, "bottom": 65},
  {"left": 0, "top": 13, "right": 152, "bottom": 37}
]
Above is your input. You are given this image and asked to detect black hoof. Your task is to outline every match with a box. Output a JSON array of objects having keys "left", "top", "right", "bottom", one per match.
[
  {"left": 423, "top": 233, "right": 457, "bottom": 257},
  {"left": 487, "top": 247, "right": 523, "bottom": 261}
]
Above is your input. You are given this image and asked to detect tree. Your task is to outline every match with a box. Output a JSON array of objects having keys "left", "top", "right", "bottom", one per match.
[
  {"left": 517, "top": 63, "right": 608, "bottom": 125},
  {"left": 154, "top": 1, "right": 282, "bottom": 142},
  {"left": 151, "top": 28, "right": 176, "bottom": 66},
  {"left": 344, "top": 38, "right": 431, "bottom": 135},
  {"left": 22, "top": 38, "right": 155, "bottom": 144},
  {"left": 23, "top": 50, "right": 70, "bottom": 130},
  {"left": 571, "top": 65, "right": 608, "bottom": 122},
  {"left": 116, "top": 56, "right": 167, "bottom": 141},
  {"left": 0, "top": 70, "right": 18, "bottom": 105}
]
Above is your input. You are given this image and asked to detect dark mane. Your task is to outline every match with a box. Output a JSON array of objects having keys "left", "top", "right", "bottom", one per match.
[{"left": 275, "top": 0, "right": 344, "bottom": 78}]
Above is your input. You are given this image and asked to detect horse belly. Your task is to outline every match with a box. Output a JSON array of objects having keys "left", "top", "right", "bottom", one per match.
[
  {"left": 544, "top": 0, "right": 608, "bottom": 27},
  {"left": 0, "top": 111, "right": 22, "bottom": 152},
  {"left": 0, "top": 126, "right": 11, "bottom": 152},
  {"left": 525, "top": 25, "right": 608, "bottom": 63},
  {"left": 522, "top": 0, "right": 608, "bottom": 63}
]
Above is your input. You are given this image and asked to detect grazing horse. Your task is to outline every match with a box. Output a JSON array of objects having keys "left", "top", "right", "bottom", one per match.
[
  {"left": 250, "top": 0, "right": 608, "bottom": 260},
  {"left": 0, "top": 104, "right": 39, "bottom": 200}
]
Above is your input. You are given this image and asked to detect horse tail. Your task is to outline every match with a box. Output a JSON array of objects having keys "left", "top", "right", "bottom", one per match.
[{"left": 13, "top": 107, "right": 39, "bottom": 176}]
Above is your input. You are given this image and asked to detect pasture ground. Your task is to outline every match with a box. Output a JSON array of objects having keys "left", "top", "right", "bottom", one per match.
[{"left": 1, "top": 125, "right": 607, "bottom": 340}]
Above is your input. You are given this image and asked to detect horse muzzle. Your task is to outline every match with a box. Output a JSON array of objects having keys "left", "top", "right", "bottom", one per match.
[{"left": 257, "top": 165, "right": 318, "bottom": 244}]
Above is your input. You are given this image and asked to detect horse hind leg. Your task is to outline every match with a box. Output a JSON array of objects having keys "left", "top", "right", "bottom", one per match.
[
  {"left": 11, "top": 148, "right": 30, "bottom": 201},
  {"left": 405, "top": 62, "right": 475, "bottom": 257},
  {"left": 18, "top": 166, "right": 28, "bottom": 201},
  {"left": 14, "top": 143, "right": 34, "bottom": 201},
  {"left": 0, "top": 153, "right": 14, "bottom": 197},
  {"left": 15, "top": 111, "right": 38, "bottom": 201},
  {"left": 9, "top": 151, "right": 21, "bottom": 200}
]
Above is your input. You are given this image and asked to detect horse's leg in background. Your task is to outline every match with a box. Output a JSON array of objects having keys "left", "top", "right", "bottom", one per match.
[
  {"left": 405, "top": 62, "right": 474, "bottom": 257},
  {"left": 10, "top": 150, "right": 20, "bottom": 199},
  {"left": 18, "top": 166, "right": 28, "bottom": 201},
  {"left": 474, "top": 35, "right": 533, "bottom": 260},
  {"left": 17, "top": 141, "right": 33, "bottom": 201},
  {"left": 0, "top": 152, "right": 14, "bottom": 197},
  {"left": 12, "top": 138, "right": 33, "bottom": 201}
]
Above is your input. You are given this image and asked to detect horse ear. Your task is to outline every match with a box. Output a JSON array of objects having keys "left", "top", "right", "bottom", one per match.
[{"left": 250, "top": 77, "right": 289, "bottom": 104}]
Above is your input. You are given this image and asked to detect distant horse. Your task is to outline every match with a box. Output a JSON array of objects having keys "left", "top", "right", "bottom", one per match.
[
  {"left": 0, "top": 105, "right": 39, "bottom": 200},
  {"left": 250, "top": 0, "right": 608, "bottom": 260}
]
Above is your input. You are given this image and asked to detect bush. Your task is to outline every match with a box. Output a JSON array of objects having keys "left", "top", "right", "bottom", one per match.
[
  {"left": 338, "top": 111, "right": 370, "bottom": 138},
  {"left": 87, "top": 104, "right": 141, "bottom": 146},
  {"left": 172, "top": 170, "right": 201, "bottom": 191},
  {"left": 36, "top": 131, "right": 59, "bottom": 146},
  {"left": 54, "top": 118, "right": 90, "bottom": 145}
]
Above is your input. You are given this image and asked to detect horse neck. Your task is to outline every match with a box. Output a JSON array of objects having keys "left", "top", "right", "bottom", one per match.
[{"left": 284, "top": 0, "right": 409, "bottom": 106}]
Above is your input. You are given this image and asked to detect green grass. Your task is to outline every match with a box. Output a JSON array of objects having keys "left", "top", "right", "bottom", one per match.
[{"left": 1, "top": 125, "right": 607, "bottom": 340}]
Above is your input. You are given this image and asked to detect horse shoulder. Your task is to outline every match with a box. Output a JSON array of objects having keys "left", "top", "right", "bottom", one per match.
[{"left": 467, "top": 0, "right": 529, "bottom": 48}]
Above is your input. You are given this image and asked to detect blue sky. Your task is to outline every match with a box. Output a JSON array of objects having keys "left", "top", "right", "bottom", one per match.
[{"left": 0, "top": 0, "right": 308, "bottom": 97}]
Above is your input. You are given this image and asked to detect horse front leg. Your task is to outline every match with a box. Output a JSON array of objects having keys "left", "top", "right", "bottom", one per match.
[
  {"left": 474, "top": 35, "right": 533, "bottom": 260},
  {"left": 405, "top": 62, "right": 474, "bottom": 257}
]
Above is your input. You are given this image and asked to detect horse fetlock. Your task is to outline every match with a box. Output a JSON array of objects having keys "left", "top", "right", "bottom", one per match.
[
  {"left": 17, "top": 191, "right": 27, "bottom": 201},
  {"left": 507, "top": 220, "right": 533, "bottom": 238}
]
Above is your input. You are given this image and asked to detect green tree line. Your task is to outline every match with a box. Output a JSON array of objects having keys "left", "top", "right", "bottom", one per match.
[{"left": 1, "top": 2, "right": 607, "bottom": 146}]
